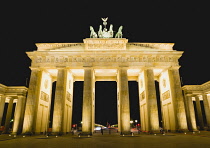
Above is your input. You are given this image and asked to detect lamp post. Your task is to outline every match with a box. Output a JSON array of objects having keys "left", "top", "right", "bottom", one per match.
[{"left": 135, "top": 120, "right": 138, "bottom": 128}]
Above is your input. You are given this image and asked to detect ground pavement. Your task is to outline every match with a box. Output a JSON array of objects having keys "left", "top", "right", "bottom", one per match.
[{"left": 1, "top": 130, "right": 210, "bottom": 148}]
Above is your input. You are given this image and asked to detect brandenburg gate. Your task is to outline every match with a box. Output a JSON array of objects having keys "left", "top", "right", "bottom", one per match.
[{"left": 21, "top": 19, "right": 188, "bottom": 135}]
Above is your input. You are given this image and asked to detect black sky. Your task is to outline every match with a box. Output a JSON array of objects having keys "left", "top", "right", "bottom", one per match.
[{"left": 0, "top": 1, "right": 209, "bottom": 125}]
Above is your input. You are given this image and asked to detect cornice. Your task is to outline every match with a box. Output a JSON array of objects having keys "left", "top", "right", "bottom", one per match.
[
  {"left": 35, "top": 40, "right": 176, "bottom": 52},
  {"left": 0, "top": 84, "right": 28, "bottom": 97},
  {"left": 182, "top": 81, "right": 210, "bottom": 95},
  {"left": 127, "top": 43, "right": 174, "bottom": 50}
]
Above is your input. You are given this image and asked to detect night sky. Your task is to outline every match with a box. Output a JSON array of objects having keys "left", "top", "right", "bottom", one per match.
[{"left": 0, "top": 1, "right": 209, "bottom": 126}]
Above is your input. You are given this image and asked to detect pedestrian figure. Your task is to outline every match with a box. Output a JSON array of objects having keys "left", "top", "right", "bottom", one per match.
[
  {"left": 159, "top": 127, "right": 163, "bottom": 134},
  {"left": 101, "top": 127, "right": 103, "bottom": 135},
  {"left": 138, "top": 128, "right": 140, "bottom": 134}
]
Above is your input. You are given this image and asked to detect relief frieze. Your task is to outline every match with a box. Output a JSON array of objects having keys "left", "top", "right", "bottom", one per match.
[{"left": 35, "top": 55, "right": 176, "bottom": 64}]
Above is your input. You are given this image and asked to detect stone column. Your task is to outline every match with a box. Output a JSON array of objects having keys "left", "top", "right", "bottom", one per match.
[
  {"left": 202, "top": 94, "right": 210, "bottom": 130},
  {"left": 168, "top": 67, "right": 188, "bottom": 131},
  {"left": 82, "top": 68, "right": 95, "bottom": 135},
  {"left": 52, "top": 68, "right": 67, "bottom": 135},
  {"left": 188, "top": 96, "right": 197, "bottom": 131},
  {"left": 184, "top": 95, "right": 197, "bottom": 131},
  {"left": 195, "top": 95, "right": 204, "bottom": 130},
  {"left": 92, "top": 73, "right": 95, "bottom": 133},
  {"left": 12, "top": 96, "right": 26, "bottom": 135},
  {"left": 144, "top": 68, "right": 159, "bottom": 132},
  {"left": 0, "top": 95, "right": 6, "bottom": 127},
  {"left": 3, "top": 98, "right": 14, "bottom": 134},
  {"left": 118, "top": 68, "right": 130, "bottom": 134},
  {"left": 22, "top": 69, "right": 43, "bottom": 135}
]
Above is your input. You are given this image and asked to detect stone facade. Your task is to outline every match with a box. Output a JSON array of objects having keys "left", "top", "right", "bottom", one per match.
[
  {"left": 21, "top": 38, "right": 188, "bottom": 135},
  {"left": 0, "top": 84, "right": 27, "bottom": 134},
  {"left": 182, "top": 81, "right": 210, "bottom": 131},
  {"left": 3, "top": 38, "right": 209, "bottom": 135}
]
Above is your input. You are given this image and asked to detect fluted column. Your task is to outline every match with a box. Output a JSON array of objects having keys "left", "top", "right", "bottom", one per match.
[
  {"left": 52, "top": 68, "right": 67, "bottom": 135},
  {"left": 144, "top": 68, "right": 159, "bottom": 132},
  {"left": 12, "top": 96, "right": 26, "bottom": 134},
  {"left": 22, "top": 69, "right": 43, "bottom": 135},
  {"left": 0, "top": 95, "right": 6, "bottom": 127},
  {"left": 3, "top": 98, "right": 14, "bottom": 134},
  {"left": 188, "top": 96, "right": 197, "bottom": 130},
  {"left": 82, "top": 68, "right": 95, "bottom": 135},
  {"left": 195, "top": 95, "right": 204, "bottom": 130},
  {"left": 118, "top": 68, "right": 130, "bottom": 134},
  {"left": 184, "top": 95, "right": 197, "bottom": 131},
  {"left": 202, "top": 94, "right": 210, "bottom": 130},
  {"left": 168, "top": 67, "right": 188, "bottom": 130}
]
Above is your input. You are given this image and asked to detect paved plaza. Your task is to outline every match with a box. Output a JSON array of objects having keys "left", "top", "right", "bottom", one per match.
[{"left": 1, "top": 131, "right": 210, "bottom": 148}]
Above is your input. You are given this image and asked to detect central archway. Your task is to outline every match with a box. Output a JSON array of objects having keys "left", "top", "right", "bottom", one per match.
[{"left": 95, "top": 81, "right": 117, "bottom": 127}]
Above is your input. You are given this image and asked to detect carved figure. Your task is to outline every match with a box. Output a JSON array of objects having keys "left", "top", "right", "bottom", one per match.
[
  {"left": 90, "top": 26, "right": 98, "bottom": 38},
  {"left": 101, "top": 17, "right": 108, "bottom": 29},
  {"left": 115, "top": 26, "right": 123, "bottom": 38}
]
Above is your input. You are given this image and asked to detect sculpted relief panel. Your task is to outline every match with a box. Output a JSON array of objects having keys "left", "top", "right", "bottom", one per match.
[
  {"left": 162, "top": 90, "right": 170, "bottom": 101},
  {"left": 40, "top": 91, "right": 49, "bottom": 102},
  {"left": 87, "top": 43, "right": 125, "bottom": 50}
]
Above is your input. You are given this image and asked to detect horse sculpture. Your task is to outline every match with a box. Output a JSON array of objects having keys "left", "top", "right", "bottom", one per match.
[
  {"left": 115, "top": 26, "right": 123, "bottom": 38},
  {"left": 98, "top": 25, "right": 103, "bottom": 38},
  {"left": 90, "top": 26, "right": 98, "bottom": 38},
  {"left": 108, "top": 24, "right": 114, "bottom": 38}
]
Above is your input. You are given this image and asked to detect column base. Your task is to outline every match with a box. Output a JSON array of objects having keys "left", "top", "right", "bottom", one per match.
[
  {"left": 147, "top": 130, "right": 161, "bottom": 134},
  {"left": 78, "top": 132, "right": 92, "bottom": 136},
  {"left": 1, "top": 131, "right": 11, "bottom": 134},
  {"left": 51, "top": 132, "right": 66, "bottom": 136},
  {"left": 11, "top": 130, "right": 22, "bottom": 135},
  {"left": 205, "top": 126, "right": 210, "bottom": 131},
  {"left": 120, "top": 131, "right": 132, "bottom": 135},
  {"left": 176, "top": 129, "right": 190, "bottom": 133},
  {"left": 22, "top": 132, "right": 34, "bottom": 136},
  {"left": 11, "top": 132, "right": 18, "bottom": 135}
]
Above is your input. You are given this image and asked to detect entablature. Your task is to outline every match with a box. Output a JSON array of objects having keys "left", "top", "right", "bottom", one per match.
[
  {"left": 0, "top": 84, "right": 28, "bottom": 97},
  {"left": 27, "top": 51, "right": 182, "bottom": 68},
  {"left": 182, "top": 82, "right": 210, "bottom": 95}
]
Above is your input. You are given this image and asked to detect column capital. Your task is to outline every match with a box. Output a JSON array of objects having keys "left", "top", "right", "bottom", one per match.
[
  {"left": 56, "top": 66, "right": 67, "bottom": 70},
  {"left": 0, "top": 95, "right": 6, "bottom": 98},
  {"left": 186, "top": 94, "right": 193, "bottom": 97},
  {"left": 17, "top": 95, "right": 26, "bottom": 99},
  {"left": 29, "top": 67, "right": 42, "bottom": 71},
  {"left": 168, "top": 66, "right": 181, "bottom": 70},
  {"left": 141, "top": 66, "right": 153, "bottom": 71},
  {"left": 83, "top": 66, "right": 93, "bottom": 69},
  {"left": 202, "top": 92, "right": 209, "bottom": 95}
]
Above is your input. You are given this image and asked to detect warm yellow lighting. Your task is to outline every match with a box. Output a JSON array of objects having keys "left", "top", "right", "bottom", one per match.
[
  {"left": 94, "top": 69, "right": 117, "bottom": 76},
  {"left": 127, "top": 69, "right": 140, "bottom": 76},
  {"left": 71, "top": 69, "right": 84, "bottom": 76}
]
